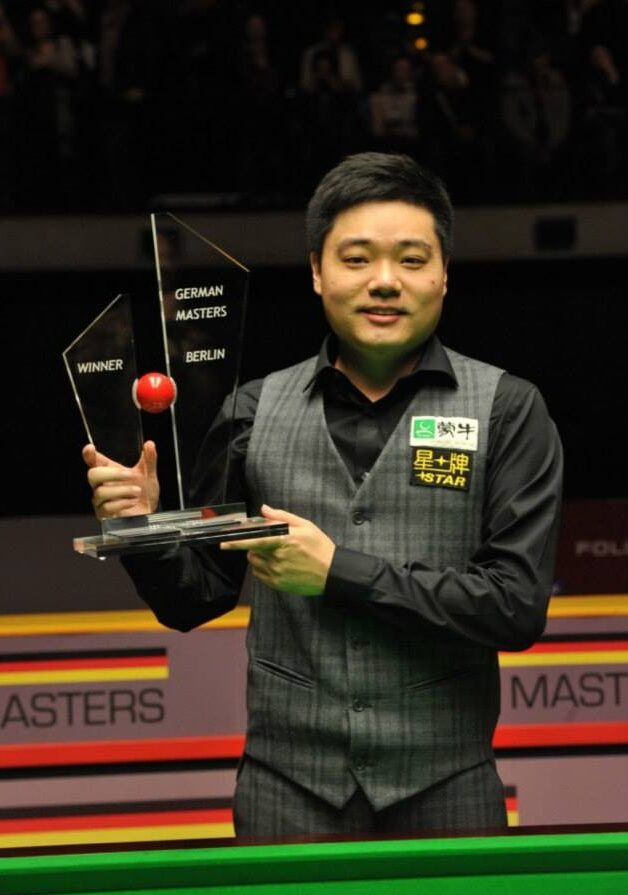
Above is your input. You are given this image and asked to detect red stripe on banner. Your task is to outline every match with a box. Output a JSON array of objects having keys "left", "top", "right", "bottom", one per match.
[
  {"left": 0, "top": 735, "right": 246, "bottom": 769},
  {"left": 0, "top": 656, "right": 168, "bottom": 672},
  {"left": 0, "top": 809, "right": 232, "bottom": 834},
  {"left": 504, "top": 797, "right": 518, "bottom": 811},
  {"left": 494, "top": 721, "right": 628, "bottom": 748},
  {"left": 2, "top": 723, "right": 624, "bottom": 771},
  {"left": 523, "top": 640, "right": 628, "bottom": 654}
]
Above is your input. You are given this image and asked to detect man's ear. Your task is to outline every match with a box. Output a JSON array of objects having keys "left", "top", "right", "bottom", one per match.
[
  {"left": 442, "top": 264, "right": 448, "bottom": 298},
  {"left": 309, "top": 252, "right": 322, "bottom": 296}
]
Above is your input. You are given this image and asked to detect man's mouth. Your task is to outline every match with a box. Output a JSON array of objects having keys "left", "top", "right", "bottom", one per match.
[
  {"left": 357, "top": 306, "right": 408, "bottom": 326},
  {"left": 359, "top": 307, "right": 407, "bottom": 316}
]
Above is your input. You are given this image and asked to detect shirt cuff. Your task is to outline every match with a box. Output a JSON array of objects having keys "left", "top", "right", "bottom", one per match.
[{"left": 324, "top": 547, "right": 381, "bottom": 600}]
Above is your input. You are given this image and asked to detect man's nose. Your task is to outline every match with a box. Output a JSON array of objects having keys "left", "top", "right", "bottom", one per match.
[{"left": 368, "top": 260, "right": 401, "bottom": 296}]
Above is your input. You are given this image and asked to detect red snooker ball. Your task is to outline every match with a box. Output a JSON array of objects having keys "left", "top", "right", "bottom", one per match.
[{"left": 132, "top": 372, "right": 177, "bottom": 413}]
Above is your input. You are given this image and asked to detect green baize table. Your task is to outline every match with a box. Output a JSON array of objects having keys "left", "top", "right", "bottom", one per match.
[{"left": 2, "top": 829, "right": 627, "bottom": 894}]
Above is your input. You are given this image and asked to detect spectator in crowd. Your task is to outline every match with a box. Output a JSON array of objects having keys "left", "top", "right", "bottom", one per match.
[
  {"left": 527, "top": 0, "right": 585, "bottom": 72},
  {"left": 238, "top": 13, "right": 277, "bottom": 91},
  {"left": 574, "top": 43, "right": 626, "bottom": 195},
  {"left": 162, "top": 0, "right": 244, "bottom": 195},
  {"left": 423, "top": 50, "right": 489, "bottom": 202},
  {"left": 236, "top": 13, "right": 283, "bottom": 193},
  {"left": 580, "top": 0, "right": 628, "bottom": 73},
  {"left": 16, "top": 4, "right": 80, "bottom": 207},
  {"left": 443, "top": 0, "right": 498, "bottom": 197},
  {"left": 447, "top": 0, "right": 495, "bottom": 94},
  {"left": 368, "top": 54, "right": 421, "bottom": 153},
  {"left": 300, "top": 15, "right": 363, "bottom": 95},
  {"left": 500, "top": 39, "right": 573, "bottom": 199},
  {"left": 0, "top": 2, "right": 20, "bottom": 209},
  {"left": 99, "top": 0, "right": 161, "bottom": 207},
  {"left": 0, "top": 3, "right": 19, "bottom": 99},
  {"left": 298, "top": 47, "right": 360, "bottom": 191},
  {"left": 43, "top": 0, "right": 96, "bottom": 73},
  {"left": 42, "top": 0, "right": 97, "bottom": 204},
  {"left": 43, "top": 1, "right": 86, "bottom": 37}
]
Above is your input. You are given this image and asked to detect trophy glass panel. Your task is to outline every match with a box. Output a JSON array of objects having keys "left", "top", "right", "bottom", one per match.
[
  {"left": 152, "top": 213, "right": 249, "bottom": 509},
  {"left": 68, "top": 218, "right": 289, "bottom": 558},
  {"left": 63, "top": 294, "right": 143, "bottom": 467}
]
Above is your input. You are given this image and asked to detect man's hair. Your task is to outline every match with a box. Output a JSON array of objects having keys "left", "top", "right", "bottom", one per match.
[{"left": 306, "top": 152, "right": 454, "bottom": 261}]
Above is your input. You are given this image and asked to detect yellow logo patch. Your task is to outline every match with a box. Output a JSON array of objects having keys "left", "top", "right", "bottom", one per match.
[{"left": 410, "top": 448, "right": 472, "bottom": 491}]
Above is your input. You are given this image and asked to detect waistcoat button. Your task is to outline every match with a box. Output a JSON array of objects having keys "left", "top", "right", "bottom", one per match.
[
  {"left": 352, "top": 511, "right": 367, "bottom": 525},
  {"left": 352, "top": 698, "right": 365, "bottom": 712}
]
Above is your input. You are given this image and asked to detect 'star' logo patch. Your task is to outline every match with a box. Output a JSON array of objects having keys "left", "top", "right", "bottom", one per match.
[{"left": 410, "top": 448, "right": 472, "bottom": 491}]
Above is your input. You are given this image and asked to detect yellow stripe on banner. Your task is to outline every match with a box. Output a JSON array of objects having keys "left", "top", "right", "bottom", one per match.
[
  {"left": 0, "top": 606, "right": 251, "bottom": 636},
  {"left": 0, "top": 667, "right": 169, "bottom": 686},
  {"left": 547, "top": 594, "right": 628, "bottom": 618},
  {"left": 0, "top": 823, "right": 235, "bottom": 849},
  {"left": 1, "top": 596, "right": 627, "bottom": 638},
  {"left": 507, "top": 811, "right": 519, "bottom": 827},
  {"left": 499, "top": 650, "right": 628, "bottom": 668}
]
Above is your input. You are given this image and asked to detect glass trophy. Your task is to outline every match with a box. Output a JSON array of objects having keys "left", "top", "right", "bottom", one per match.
[{"left": 64, "top": 213, "right": 288, "bottom": 559}]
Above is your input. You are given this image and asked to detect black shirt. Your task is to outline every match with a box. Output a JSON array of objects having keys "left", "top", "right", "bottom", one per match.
[{"left": 124, "top": 336, "right": 563, "bottom": 650}]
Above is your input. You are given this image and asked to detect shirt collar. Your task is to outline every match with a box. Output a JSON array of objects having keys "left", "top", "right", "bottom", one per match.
[{"left": 302, "top": 333, "right": 458, "bottom": 392}]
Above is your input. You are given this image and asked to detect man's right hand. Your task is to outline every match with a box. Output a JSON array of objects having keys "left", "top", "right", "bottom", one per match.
[{"left": 83, "top": 441, "right": 160, "bottom": 520}]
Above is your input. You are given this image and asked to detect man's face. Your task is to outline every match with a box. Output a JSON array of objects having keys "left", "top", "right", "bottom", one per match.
[{"left": 310, "top": 201, "right": 448, "bottom": 366}]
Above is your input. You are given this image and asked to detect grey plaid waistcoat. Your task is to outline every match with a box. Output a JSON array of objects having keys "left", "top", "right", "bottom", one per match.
[{"left": 244, "top": 347, "right": 504, "bottom": 810}]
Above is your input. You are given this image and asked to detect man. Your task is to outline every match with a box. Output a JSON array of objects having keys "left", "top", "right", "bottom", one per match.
[{"left": 84, "top": 152, "right": 563, "bottom": 838}]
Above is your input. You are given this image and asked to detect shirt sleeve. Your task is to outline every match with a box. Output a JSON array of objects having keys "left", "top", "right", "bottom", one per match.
[
  {"left": 120, "top": 378, "right": 263, "bottom": 631},
  {"left": 325, "top": 374, "right": 564, "bottom": 651}
]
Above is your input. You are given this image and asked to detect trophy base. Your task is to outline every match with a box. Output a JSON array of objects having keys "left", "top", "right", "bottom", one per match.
[{"left": 73, "top": 504, "right": 288, "bottom": 559}]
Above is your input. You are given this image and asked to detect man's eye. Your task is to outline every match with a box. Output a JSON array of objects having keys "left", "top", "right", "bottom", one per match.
[
  {"left": 403, "top": 256, "right": 426, "bottom": 266},
  {"left": 344, "top": 256, "right": 368, "bottom": 266}
]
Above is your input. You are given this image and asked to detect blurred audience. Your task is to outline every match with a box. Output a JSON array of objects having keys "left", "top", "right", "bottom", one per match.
[
  {"left": 0, "top": 0, "right": 625, "bottom": 212},
  {"left": 99, "top": 0, "right": 162, "bottom": 208},
  {"left": 235, "top": 13, "right": 283, "bottom": 193},
  {"left": 368, "top": 54, "right": 420, "bottom": 152},
  {"left": 574, "top": 43, "right": 626, "bottom": 196},
  {"left": 297, "top": 46, "right": 361, "bottom": 192},
  {"left": 447, "top": 0, "right": 495, "bottom": 94},
  {"left": 425, "top": 49, "right": 490, "bottom": 201},
  {"left": 500, "top": 39, "right": 573, "bottom": 199},
  {"left": 16, "top": 5, "right": 82, "bottom": 208},
  {"left": 300, "top": 15, "right": 363, "bottom": 95},
  {"left": 0, "top": 2, "right": 20, "bottom": 209}
]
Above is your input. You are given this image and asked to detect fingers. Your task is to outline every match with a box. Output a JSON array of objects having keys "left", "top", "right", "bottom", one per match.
[
  {"left": 83, "top": 441, "right": 157, "bottom": 472},
  {"left": 220, "top": 535, "right": 287, "bottom": 552},
  {"left": 85, "top": 449, "right": 141, "bottom": 517},
  {"left": 93, "top": 497, "right": 144, "bottom": 520},
  {"left": 140, "top": 441, "right": 158, "bottom": 477},
  {"left": 92, "top": 483, "right": 141, "bottom": 505},
  {"left": 247, "top": 550, "right": 271, "bottom": 571},
  {"left": 91, "top": 482, "right": 142, "bottom": 515},
  {"left": 87, "top": 465, "right": 134, "bottom": 489},
  {"left": 83, "top": 442, "right": 158, "bottom": 520},
  {"left": 82, "top": 444, "right": 96, "bottom": 466},
  {"left": 260, "top": 504, "right": 305, "bottom": 525},
  {"left": 82, "top": 443, "right": 116, "bottom": 468},
  {"left": 246, "top": 550, "right": 278, "bottom": 588}
]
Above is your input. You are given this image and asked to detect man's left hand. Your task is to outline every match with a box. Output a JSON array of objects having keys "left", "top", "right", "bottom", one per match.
[{"left": 220, "top": 505, "right": 335, "bottom": 596}]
